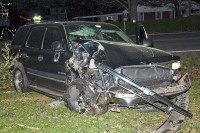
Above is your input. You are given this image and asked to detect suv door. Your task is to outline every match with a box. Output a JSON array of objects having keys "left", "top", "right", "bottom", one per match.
[
  {"left": 35, "top": 25, "right": 67, "bottom": 91},
  {"left": 22, "top": 26, "right": 46, "bottom": 83}
]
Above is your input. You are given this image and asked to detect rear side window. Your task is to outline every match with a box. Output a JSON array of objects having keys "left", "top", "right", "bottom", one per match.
[
  {"left": 43, "top": 26, "right": 62, "bottom": 50},
  {"left": 11, "top": 26, "right": 30, "bottom": 46},
  {"left": 26, "top": 27, "right": 45, "bottom": 49}
]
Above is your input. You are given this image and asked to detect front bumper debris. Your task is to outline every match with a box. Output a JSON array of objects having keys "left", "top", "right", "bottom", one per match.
[
  {"left": 153, "top": 92, "right": 190, "bottom": 133},
  {"left": 154, "top": 73, "right": 191, "bottom": 97},
  {"left": 110, "top": 73, "right": 191, "bottom": 106},
  {"left": 97, "top": 63, "right": 193, "bottom": 118}
]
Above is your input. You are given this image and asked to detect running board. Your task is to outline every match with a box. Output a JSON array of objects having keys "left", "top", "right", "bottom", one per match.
[{"left": 29, "top": 84, "right": 64, "bottom": 100}]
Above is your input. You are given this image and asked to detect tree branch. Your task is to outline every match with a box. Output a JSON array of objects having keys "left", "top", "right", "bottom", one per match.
[{"left": 114, "top": 0, "right": 129, "bottom": 10}]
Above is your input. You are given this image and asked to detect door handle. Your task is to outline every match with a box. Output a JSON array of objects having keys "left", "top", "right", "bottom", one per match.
[{"left": 38, "top": 55, "right": 43, "bottom": 61}]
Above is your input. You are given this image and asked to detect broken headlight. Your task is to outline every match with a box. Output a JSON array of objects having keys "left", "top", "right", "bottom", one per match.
[
  {"left": 172, "top": 61, "right": 181, "bottom": 70},
  {"left": 171, "top": 61, "right": 182, "bottom": 81}
]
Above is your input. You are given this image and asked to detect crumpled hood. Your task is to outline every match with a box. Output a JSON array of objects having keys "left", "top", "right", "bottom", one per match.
[
  {"left": 99, "top": 41, "right": 180, "bottom": 69},
  {"left": 73, "top": 39, "right": 180, "bottom": 69}
]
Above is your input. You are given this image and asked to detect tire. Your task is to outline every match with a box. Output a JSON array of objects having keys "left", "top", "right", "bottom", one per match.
[
  {"left": 98, "top": 104, "right": 109, "bottom": 114},
  {"left": 64, "top": 79, "right": 109, "bottom": 115},
  {"left": 13, "top": 67, "right": 29, "bottom": 92}
]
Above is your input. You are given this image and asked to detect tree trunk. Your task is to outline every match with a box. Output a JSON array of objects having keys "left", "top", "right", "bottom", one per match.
[
  {"left": 128, "top": 0, "right": 137, "bottom": 21},
  {"left": 176, "top": 6, "right": 181, "bottom": 17}
]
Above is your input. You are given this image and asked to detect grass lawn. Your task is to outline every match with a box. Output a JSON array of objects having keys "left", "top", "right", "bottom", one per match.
[
  {"left": 0, "top": 53, "right": 200, "bottom": 133},
  {"left": 0, "top": 92, "right": 168, "bottom": 133}
]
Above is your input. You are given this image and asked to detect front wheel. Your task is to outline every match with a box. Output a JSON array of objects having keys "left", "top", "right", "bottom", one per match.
[{"left": 64, "top": 79, "right": 109, "bottom": 115}]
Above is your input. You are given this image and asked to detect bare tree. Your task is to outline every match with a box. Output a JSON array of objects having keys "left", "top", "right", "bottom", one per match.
[
  {"left": 139, "top": 0, "right": 189, "bottom": 17},
  {"left": 167, "top": 0, "right": 189, "bottom": 17},
  {"left": 194, "top": 0, "right": 200, "bottom": 4},
  {"left": 0, "top": 2, "right": 11, "bottom": 16},
  {"left": 96, "top": 0, "right": 138, "bottom": 21},
  {"left": 5, "top": 0, "right": 139, "bottom": 20}
]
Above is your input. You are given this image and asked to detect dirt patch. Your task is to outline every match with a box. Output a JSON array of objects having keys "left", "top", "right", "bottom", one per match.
[
  {"left": 33, "top": 95, "right": 51, "bottom": 101},
  {"left": 187, "top": 67, "right": 200, "bottom": 80}
]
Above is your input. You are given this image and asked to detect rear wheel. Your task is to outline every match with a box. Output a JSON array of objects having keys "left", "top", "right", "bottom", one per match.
[
  {"left": 64, "top": 79, "right": 109, "bottom": 115},
  {"left": 13, "top": 68, "right": 29, "bottom": 92}
]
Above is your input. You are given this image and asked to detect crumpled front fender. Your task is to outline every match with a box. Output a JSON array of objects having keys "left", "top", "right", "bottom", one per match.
[{"left": 154, "top": 73, "right": 191, "bottom": 97}]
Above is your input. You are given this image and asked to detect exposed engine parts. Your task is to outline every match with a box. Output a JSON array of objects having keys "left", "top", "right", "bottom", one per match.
[{"left": 69, "top": 44, "right": 90, "bottom": 70}]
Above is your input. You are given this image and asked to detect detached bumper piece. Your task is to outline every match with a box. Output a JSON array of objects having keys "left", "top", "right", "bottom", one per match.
[
  {"left": 153, "top": 93, "right": 190, "bottom": 133},
  {"left": 97, "top": 63, "right": 192, "bottom": 118}
]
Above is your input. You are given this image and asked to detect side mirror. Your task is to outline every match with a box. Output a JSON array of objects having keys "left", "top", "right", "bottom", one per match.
[
  {"left": 51, "top": 41, "right": 65, "bottom": 52},
  {"left": 135, "top": 24, "right": 153, "bottom": 47},
  {"left": 141, "top": 39, "right": 154, "bottom": 47}
]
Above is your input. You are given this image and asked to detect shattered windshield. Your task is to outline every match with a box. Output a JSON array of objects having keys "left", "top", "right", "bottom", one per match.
[{"left": 65, "top": 23, "right": 133, "bottom": 47}]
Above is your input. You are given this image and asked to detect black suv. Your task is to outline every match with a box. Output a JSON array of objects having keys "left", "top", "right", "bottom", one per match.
[{"left": 10, "top": 21, "right": 192, "bottom": 118}]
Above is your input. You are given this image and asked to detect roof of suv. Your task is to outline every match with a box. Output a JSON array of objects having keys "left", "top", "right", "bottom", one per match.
[{"left": 24, "top": 21, "right": 115, "bottom": 27}]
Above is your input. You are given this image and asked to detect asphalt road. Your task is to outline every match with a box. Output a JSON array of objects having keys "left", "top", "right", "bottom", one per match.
[
  {"left": 130, "top": 32, "right": 200, "bottom": 53},
  {"left": 147, "top": 32, "right": 200, "bottom": 53}
]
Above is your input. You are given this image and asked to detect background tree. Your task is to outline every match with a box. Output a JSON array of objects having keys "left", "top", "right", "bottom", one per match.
[
  {"left": 96, "top": 0, "right": 138, "bottom": 20},
  {"left": 194, "top": 0, "right": 200, "bottom": 4},
  {"left": 139, "top": 0, "right": 190, "bottom": 17},
  {"left": 4, "top": 0, "right": 138, "bottom": 20}
]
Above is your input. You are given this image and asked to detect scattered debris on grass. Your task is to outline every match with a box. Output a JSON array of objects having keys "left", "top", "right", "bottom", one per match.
[
  {"left": 3, "top": 91, "right": 15, "bottom": 94},
  {"left": 16, "top": 123, "right": 40, "bottom": 130},
  {"left": 48, "top": 100, "right": 65, "bottom": 108}
]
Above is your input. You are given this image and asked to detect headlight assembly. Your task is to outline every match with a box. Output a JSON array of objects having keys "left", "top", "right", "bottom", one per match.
[
  {"left": 171, "top": 61, "right": 182, "bottom": 81},
  {"left": 172, "top": 61, "right": 181, "bottom": 70}
]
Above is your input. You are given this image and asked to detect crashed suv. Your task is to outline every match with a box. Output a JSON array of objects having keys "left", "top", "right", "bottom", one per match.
[{"left": 11, "top": 21, "right": 192, "bottom": 130}]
